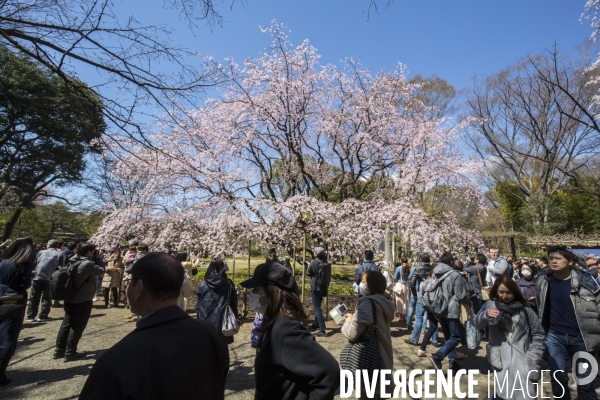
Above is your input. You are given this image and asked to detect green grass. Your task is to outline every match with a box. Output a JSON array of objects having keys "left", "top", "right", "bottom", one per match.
[{"left": 190, "top": 257, "right": 356, "bottom": 294}]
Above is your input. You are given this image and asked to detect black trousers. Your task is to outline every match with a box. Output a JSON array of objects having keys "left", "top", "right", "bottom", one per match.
[
  {"left": 103, "top": 287, "right": 119, "bottom": 306},
  {"left": 27, "top": 280, "right": 52, "bottom": 319},
  {"left": 55, "top": 301, "right": 93, "bottom": 354}
]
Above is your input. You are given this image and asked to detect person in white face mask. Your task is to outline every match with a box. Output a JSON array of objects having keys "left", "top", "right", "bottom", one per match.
[
  {"left": 241, "top": 261, "right": 340, "bottom": 400},
  {"left": 514, "top": 263, "right": 539, "bottom": 314}
]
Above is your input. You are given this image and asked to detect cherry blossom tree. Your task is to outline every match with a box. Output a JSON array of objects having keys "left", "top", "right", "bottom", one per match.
[{"left": 92, "top": 22, "right": 484, "bottom": 258}]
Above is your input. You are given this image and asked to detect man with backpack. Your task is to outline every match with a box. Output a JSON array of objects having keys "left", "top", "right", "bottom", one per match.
[
  {"left": 306, "top": 247, "right": 331, "bottom": 337},
  {"left": 53, "top": 242, "right": 105, "bottom": 362},
  {"left": 426, "top": 252, "right": 472, "bottom": 372},
  {"left": 405, "top": 253, "right": 440, "bottom": 347}
]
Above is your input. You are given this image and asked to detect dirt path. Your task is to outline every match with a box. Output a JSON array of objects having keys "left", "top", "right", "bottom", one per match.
[{"left": 3, "top": 300, "right": 557, "bottom": 400}]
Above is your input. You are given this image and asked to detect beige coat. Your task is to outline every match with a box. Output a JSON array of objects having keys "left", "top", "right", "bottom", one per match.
[
  {"left": 341, "top": 293, "right": 396, "bottom": 369},
  {"left": 101, "top": 256, "right": 124, "bottom": 289},
  {"left": 177, "top": 275, "right": 193, "bottom": 311},
  {"left": 181, "top": 257, "right": 202, "bottom": 271}
]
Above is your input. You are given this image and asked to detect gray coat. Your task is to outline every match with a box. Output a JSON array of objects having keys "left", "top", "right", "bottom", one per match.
[
  {"left": 474, "top": 301, "right": 546, "bottom": 400},
  {"left": 34, "top": 248, "right": 61, "bottom": 281},
  {"left": 489, "top": 256, "right": 509, "bottom": 278},
  {"left": 67, "top": 255, "right": 105, "bottom": 304},
  {"left": 433, "top": 263, "right": 471, "bottom": 319},
  {"left": 536, "top": 267, "right": 600, "bottom": 352}
]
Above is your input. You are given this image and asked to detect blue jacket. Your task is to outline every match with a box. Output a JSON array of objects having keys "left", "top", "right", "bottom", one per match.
[{"left": 354, "top": 261, "right": 379, "bottom": 285}]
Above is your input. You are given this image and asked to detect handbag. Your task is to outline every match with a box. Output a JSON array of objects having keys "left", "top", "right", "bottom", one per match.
[
  {"left": 0, "top": 264, "right": 26, "bottom": 320},
  {"left": 339, "top": 299, "right": 382, "bottom": 376},
  {"left": 465, "top": 309, "right": 481, "bottom": 349},
  {"left": 476, "top": 264, "right": 491, "bottom": 301},
  {"left": 221, "top": 281, "right": 240, "bottom": 337}
]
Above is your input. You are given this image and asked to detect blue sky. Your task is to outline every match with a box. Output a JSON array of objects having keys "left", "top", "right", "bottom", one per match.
[{"left": 124, "top": 0, "right": 592, "bottom": 93}]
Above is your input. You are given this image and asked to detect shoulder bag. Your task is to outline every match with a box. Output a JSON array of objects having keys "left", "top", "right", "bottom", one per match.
[
  {"left": 476, "top": 265, "right": 491, "bottom": 301},
  {"left": 222, "top": 281, "right": 240, "bottom": 337},
  {"left": 0, "top": 264, "right": 26, "bottom": 320},
  {"left": 339, "top": 299, "right": 382, "bottom": 376}
]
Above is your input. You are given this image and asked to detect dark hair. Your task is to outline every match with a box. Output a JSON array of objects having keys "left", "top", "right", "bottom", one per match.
[
  {"left": 206, "top": 259, "right": 226, "bottom": 276},
  {"left": 520, "top": 263, "right": 539, "bottom": 275},
  {"left": 137, "top": 243, "right": 149, "bottom": 252},
  {"left": 67, "top": 242, "right": 77, "bottom": 251},
  {"left": 361, "top": 270, "right": 387, "bottom": 295},
  {"left": 78, "top": 242, "right": 96, "bottom": 256},
  {"left": 48, "top": 239, "right": 59, "bottom": 249},
  {"left": 56, "top": 239, "right": 64, "bottom": 248},
  {"left": 538, "top": 256, "right": 549, "bottom": 265},
  {"left": 260, "top": 284, "right": 308, "bottom": 333},
  {"left": 453, "top": 260, "right": 464, "bottom": 271},
  {"left": 475, "top": 254, "right": 488, "bottom": 265},
  {"left": 111, "top": 248, "right": 121, "bottom": 257},
  {"left": 439, "top": 252, "right": 454, "bottom": 265},
  {"left": 364, "top": 250, "right": 374, "bottom": 261},
  {"left": 490, "top": 275, "right": 528, "bottom": 306},
  {"left": 3, "top": 237, "right": 35, "bottom": 264},
  {"left": 129, "top": 246, "right": 137, "bottom": 251},
  {"left": 175, "top": 252, "right": 188, "bottom": 262},
  {"left": 130, "top": 253, "right": 183, "bottom": 301},
  {"left": 418, "top": 253, "right": 430, "bottom": 263},
  {"left": 546, "top": 246, "right": 577, "bottom": 263}
]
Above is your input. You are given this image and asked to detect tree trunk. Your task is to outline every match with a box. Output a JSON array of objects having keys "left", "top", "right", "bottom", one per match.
[{"left": 3, "top": 207, "right": 23, "bottom": 239}]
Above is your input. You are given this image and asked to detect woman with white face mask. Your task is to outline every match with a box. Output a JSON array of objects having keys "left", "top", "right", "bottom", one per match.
[
  {"left": 241, "top": 261, "right": 339, "bottom": 400},
  {"left": 514, "top": 264, "right": 539, "bottom": 314}
]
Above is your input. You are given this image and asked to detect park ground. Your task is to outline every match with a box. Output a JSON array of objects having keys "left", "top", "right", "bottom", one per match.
[{"left": 3, "top": 260, "right": 560, "bottom": 399}]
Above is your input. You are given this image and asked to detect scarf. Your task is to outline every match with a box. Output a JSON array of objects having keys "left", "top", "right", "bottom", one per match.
[{"left": 494, "top": 301, "right": 524, "bottom": 335}]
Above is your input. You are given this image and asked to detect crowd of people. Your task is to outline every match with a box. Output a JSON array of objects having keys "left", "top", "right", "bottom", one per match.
[{"left": 0, "top": 237, "right": 599, "bottom": 400}]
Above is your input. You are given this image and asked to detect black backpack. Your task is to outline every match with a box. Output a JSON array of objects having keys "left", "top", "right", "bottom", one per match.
[
  {"left": 50, "top": 259, "right": 85, "bottom": 301},
  {"left": 315, "top": 261, "right": 332, "bottom": 288}
]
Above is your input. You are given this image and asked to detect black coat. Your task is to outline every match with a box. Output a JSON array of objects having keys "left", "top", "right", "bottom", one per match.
[
  {"left": 79, "top": 306, "right": 229, "bottom": 400},
  {"left": 196, "top": 273, "right": 238, "bottom": 345},
  {"left": 255, "top": 317, "right": 340, "bottom": 400},
  {"left": 0, "top": 259, "right": 34, "bottom": 359}
]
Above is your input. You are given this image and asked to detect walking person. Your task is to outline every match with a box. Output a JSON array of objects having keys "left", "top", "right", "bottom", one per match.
[
  {"left": 53, "top": 243, "right": 105, "bottom": 362},
  {"left": 306, "top": 247, "right": 331, "bottom": 337},
  {"left": 536, "top": 246, "right": 600, "bottom": 400},
  {"left": 473, "top": 276, "right": 545, "bottom": 400},
  {"left": 406, "top": 256, "right": 440, "bottom": 348},
  {"left": 514, "top": 263, "right": 538, "bottom": 314},
  {"left": 0, "top": 237, "right": 35, "bottom": 386},
  {"left": 196, "top": 258, "right": 238, "bottom": 347},
  {"left": 26, "top": 239, "right": 62, "bottom": 322},
  {"left": 241, "top": 261, "right": 339, "bottom": 399},
  {"left": 428, "top": 252, "right": 472, "bottom": 372}
]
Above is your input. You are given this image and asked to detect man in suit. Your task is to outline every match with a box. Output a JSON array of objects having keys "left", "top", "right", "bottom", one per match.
[{"left": 79, "top": 252, "right": 229, "bottom": 400}]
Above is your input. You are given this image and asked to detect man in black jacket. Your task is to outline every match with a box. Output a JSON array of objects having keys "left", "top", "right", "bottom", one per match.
[
  {"left": 80, "top": 253, "right": 229, "bottom": 400},
  {"left": 306, "top": 247, "right": 331, "bottom": 337}
]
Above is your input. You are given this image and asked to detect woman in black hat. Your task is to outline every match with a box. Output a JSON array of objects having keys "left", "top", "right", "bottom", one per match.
[{"left": 241, "top": 261, "right": 339, "bottom": 400}]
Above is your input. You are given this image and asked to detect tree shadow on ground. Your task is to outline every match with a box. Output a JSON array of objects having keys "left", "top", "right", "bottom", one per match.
[{"left": 18, "top": 336, "right": 46, "bottom": 346}]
